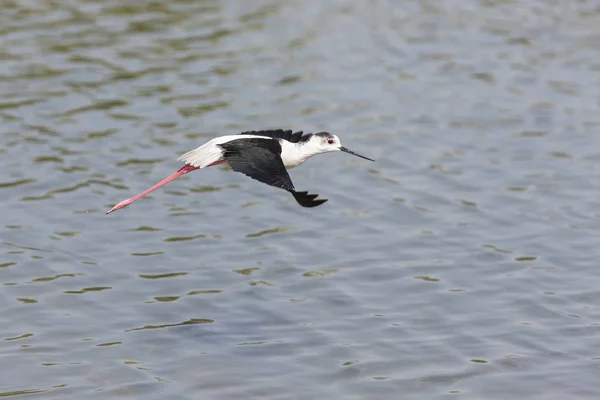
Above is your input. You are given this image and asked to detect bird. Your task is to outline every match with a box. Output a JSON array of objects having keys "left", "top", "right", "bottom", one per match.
[{"left": 106, "top": 129, "right": 374, "bottom": 214}]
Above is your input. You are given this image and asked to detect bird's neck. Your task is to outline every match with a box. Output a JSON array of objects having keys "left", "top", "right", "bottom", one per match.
[{"left": 280, "top": 141, "right": 317, "bottom": 169}]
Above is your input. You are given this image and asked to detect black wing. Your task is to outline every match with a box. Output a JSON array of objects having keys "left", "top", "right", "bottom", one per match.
[
  {"left": 238, "top": 129, "right": 313, "bottom": 144},
  {"left": 220, "top": 138, "right": 294, "bottom": 190},
  {"left": 219, "top": 138, "right": 327, "bottom": 208}
]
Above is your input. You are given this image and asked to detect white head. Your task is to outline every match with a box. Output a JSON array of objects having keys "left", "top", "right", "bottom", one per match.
[{"left": 307, "top": 132, "right": 375, "bottom": 161}]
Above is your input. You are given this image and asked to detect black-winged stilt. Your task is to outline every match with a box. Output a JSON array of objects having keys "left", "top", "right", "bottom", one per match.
[{"left": 106, "top": 129, "right": 374, "bottom": 214}]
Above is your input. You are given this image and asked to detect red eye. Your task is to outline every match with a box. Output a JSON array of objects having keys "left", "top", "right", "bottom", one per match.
[{"left": 327, "top": 139, "right": 334, "bottom": 144}]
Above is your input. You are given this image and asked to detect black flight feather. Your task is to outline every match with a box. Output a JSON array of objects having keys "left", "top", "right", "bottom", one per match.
[{"left": 238, "top": 129, "right": 313, "bottom": 144}]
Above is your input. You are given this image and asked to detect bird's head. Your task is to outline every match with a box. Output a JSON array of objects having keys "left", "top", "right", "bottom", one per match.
[{"left": 308, "top": 132, "right": 375, "bottom": 161}]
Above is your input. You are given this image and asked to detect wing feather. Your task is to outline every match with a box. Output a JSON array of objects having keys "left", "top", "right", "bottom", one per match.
[
  {"left": 219, "top": 138, "right": 295, "bottom": 191},
  {"left": 239, "top": 129, "right": 312, "bottom": 144}
]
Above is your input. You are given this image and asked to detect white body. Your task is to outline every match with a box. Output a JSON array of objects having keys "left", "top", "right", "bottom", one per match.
[{"left": 178, "top": 135, "right": 321, "bottom": 169}]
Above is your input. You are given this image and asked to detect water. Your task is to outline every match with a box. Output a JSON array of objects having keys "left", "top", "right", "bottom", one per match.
[{"left": 2, "top": 0, "right": 600, "bottom": 398}]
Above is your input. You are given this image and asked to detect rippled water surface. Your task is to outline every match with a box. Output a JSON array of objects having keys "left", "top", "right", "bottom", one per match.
[{"left": 3, "top": 0, "right": 600, "bottom": 398}]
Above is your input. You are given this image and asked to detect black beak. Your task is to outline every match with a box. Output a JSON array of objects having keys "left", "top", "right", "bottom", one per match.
[{"left": 340, "top": 146, "right": 374, "bottom": 162}]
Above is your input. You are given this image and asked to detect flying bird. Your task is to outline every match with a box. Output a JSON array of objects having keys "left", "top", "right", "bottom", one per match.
[{"left": 106, "top": 129, "right": 374, "bottom": 214}]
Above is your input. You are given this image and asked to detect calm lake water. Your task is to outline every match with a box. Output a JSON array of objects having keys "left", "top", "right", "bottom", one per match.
[{"left": 2, "top": 0, "right": 600, "bottom": 398}]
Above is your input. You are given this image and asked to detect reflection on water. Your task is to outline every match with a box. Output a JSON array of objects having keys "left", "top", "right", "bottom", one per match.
[
  {"left": 125, "top": 318, "right": 214, "bottom": 332},
  {"left": 2, "top": 0, "right": 600, "bottom": 398}
]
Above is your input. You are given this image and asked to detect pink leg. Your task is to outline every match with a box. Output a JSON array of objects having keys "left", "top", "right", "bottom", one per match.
[{"left": 106, "top": 164, "right": 200, "bottom": 214}]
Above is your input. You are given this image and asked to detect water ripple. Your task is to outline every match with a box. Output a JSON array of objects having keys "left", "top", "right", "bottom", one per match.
[
  {"left": 138, "top": 272, "right": 188, "bottom": 279},
  {"left": 4, "top": 333, "right": 34, "bottom": 341},
  {"left": 0, "top": 389, "right": 46, "bottom": 397},
  {"left": 2, "top": 0, "right": 600, "bottom": 398},
  {"left": 20, "top": 179, "right": 127, "bottom": 201},
  {"left": 163, "top": 234, "right": 221, "bottom": 242},
  {"left": 131, "top": 251, "right": 164, "bottom": 257},
  {"left": 116, "top": 158, "right": 167, "bottom": 167},
  {"left": 125, "top": 318, "right": 213, "bottom": 332},
  {"left": 0, "top": 178, "right": 36, "bottom": 188},
  {"left": 245, "top": 226, "right": 293, "bottom": 238},
  {"left": 32, "top": 273, "right": 81, "bottom": 283},
  {"left": 64, "top": 287, "right": 112, "bottom": 295}
]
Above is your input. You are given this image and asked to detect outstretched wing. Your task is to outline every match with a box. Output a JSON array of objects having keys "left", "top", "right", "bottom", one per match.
[
  {"left": 219, "top": 138, "right": 327, "bottom": 207},
  {"left": 219, "top": 138, "right": 295, "bottom": 191}
]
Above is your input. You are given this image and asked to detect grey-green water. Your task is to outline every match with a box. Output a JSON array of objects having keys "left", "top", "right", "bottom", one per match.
[{"left": 2, "top": 0, "right": 600, "bottom": 398}]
